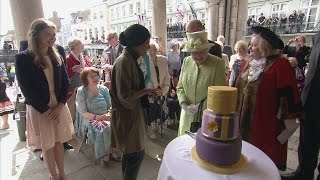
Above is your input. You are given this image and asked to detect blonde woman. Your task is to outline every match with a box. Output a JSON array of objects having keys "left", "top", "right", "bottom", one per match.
[
  {"left": 235, "top": 26, "right": 301, "bottom": 170},
  {"left": 229, "top": 40, "right": 249, "bottom": 86},
  {"left": 15, "top": 18, "right": 74, "bottom": 180},
  {"left": 146, "top": 40, "right": 170, "bottom": 139}
]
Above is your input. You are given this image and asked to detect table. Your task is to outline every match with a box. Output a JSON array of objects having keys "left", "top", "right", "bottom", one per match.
[{"left": 157, "top": 135, "right": 281, "bottom": 180}]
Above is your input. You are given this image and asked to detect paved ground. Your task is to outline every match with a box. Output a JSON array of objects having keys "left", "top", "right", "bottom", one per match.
[{"left": 0, "top": 87, "right": 319, "bottom": 180}]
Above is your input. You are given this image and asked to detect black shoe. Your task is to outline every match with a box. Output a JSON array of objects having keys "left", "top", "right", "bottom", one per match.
[
  {"left": 40, "top": 152, "right": 44, "bottom": 161},
  {"left": 281, "top": 172, "right": 298, "bottom": 180},
  {"left": 63, "top": 142, "right": 73, "bottom": 150}
]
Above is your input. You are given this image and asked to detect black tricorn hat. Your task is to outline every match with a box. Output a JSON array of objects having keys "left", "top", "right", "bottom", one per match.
[{"left": 251, "top": 26, "right": 284, "bottom": 50}]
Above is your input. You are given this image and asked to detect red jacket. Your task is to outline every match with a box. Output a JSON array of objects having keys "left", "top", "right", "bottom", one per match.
[{"left": 66, "top": 53, "right": 91, "bottom": 78}]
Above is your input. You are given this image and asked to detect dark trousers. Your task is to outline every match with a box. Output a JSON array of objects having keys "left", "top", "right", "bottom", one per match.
[
  {"left": 146, "top": 100, "right": 166, "bottom": 126},
  {"left": 122, "top": 150, "right": 145, "bottom": 180},
  {"left": 166, "top": 97, "right": 180, "bottom": 120},
  {"left": 297, "top": 72, "right": 320, "bottom": 180}
]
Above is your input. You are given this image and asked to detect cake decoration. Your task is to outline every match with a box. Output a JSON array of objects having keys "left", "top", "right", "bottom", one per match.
[{"left": 208, "top": 121, "right": 219, "bottom": 133}]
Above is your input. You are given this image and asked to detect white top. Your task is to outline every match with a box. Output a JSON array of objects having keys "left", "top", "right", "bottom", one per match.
[
  {"left": 149, "top": 55, "right": 170, "bottom": 96},
  {"left": 229, "top": 53, "right": 249, "bottom": 70},
  {"left": 157, "top": 135, "right": 281, "bottom": 180}
]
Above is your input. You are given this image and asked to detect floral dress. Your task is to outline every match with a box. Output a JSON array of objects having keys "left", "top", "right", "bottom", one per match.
[{"left": 75, "top": 85, "right": 111, "bottom": 159}]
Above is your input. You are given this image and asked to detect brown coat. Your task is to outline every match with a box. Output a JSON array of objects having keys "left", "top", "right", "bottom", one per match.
[{"left": 110, "top": 49, "right": 146, "bottom": 154}]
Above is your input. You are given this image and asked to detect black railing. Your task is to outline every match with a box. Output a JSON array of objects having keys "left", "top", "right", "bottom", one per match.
[{"left": 246, "top": 22, "right": 320, "bottom": 36}]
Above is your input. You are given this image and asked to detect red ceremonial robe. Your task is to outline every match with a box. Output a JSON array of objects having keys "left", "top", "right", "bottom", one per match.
[{"left": 236, "top": 56, "right": 301, "bottom": 170}]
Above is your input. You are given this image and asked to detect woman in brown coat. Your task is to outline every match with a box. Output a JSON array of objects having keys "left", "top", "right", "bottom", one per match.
[{"left": 110, "top": 24, "right": 155, "bottom": 180}]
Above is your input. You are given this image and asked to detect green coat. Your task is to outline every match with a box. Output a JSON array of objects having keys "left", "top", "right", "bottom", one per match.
[{"left": 177, "top": 55, "right": 226, "bottom": 136}]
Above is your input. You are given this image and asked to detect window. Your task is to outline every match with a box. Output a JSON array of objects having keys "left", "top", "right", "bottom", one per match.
[
  {"left": 300, "top": 0, "right": 320, "bottom": 30},
  {"left": 148, "top": 0, "right": 152, "bottom": 10},
  {"left": 200, "top": 12, "right": 205, "bottom": 21},
  {"left": 111, "top": 9, "right": 114, "bottom": 20},
  {"left": 248, "top": 7, "right": 262, "bottom": 21},
  {"left": 93, "top": 12, "right": 97, "bottom": 20},
  {"left": 188, "top": 14, "right": 192, "bottom": 21},
  {"left": 166, "top": 0, "right": 171, "bottom": 7},
  {"left": 271, "top": 3, "right": 287, "bottom": 18},
  {"left": 147, "top": 20, "right": 152, "bottom": 32},
  {"left": 95, "top": 27, "right": 98, "bottom": 39},
  {"left": 136, "top": 2, "right": 141, "bottom": 14},
  {"left": 129, "top": 4, "right": 133, "bottom": 15},
  {"left": 100, "top": 11, "right": 103, "bottom": 19},
  {"left": 123, "top": 5, "right": 127, "bottom": 17},
  {"left": 89, "top": 28, "right": 93, "bottom": 40},
  {"left": 167, "top": 17, "right": 172, "bottom": 24},
  {"left": 116, "top": 7, "right": 120, "bottom": 19},
  {"left": 101, "top": 26, "right": 105, "bottom": 35}
]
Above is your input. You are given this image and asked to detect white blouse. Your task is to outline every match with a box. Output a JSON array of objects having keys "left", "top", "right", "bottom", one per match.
[{"left": 149, "top": 55, "right": 170, "bottom": 95}]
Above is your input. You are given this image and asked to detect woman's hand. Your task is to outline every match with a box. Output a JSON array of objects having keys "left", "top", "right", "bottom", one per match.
[
  {"left": 96, "top": 113, "right": 111, "bottom": 121},
  {"left": 137, "top": 88, "right": 156, "bottom": 98},
  {"left": 45, "top": 103, "right": 64, "bottom": 123},
  {"left": 170, "top": 90, "right": 176, "bottom": 97},
  {"left": 154, "top": 88, "right": 163, "bottom": 97}
]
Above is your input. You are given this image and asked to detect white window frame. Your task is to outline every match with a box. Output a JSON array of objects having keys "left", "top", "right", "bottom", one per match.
[
  {"left": 129, "top": 4, "right": 134, "bottom": 15},
  {"left": 136, "top": 2, "right": 141, "bottom": 14},
  {"left": 271, "top": 3, "right": 287, "bottom": 18},
  {"left": 300, "top": 0, "right": 320, "bottom": 30}
]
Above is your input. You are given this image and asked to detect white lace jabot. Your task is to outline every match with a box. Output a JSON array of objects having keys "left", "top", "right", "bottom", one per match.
[{"left": 247, "top": 57, "right": 267, "bottom": 82}]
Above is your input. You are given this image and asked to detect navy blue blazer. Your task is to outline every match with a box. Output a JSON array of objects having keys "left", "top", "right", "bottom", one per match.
[{"left": 15, "top": 50, "right": 70, "bottom": 113}]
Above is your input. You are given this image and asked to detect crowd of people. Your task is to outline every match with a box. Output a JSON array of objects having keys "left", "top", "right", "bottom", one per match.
[
  {"left": 247, "top": 10, "right": 311, "bottom": 35},
  {"left": 0, "top": 16, "right": 317, "bottom": 180}
]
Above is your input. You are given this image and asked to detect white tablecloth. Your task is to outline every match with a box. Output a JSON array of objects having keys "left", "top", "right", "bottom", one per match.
[{"left": 157, "top": 135, "right": 281, "bottom": 180}]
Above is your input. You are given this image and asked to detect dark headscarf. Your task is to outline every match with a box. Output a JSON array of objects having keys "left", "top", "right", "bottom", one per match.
[
  {"left": 119, "top": 24, "right": 151, "bottom": 108},
  {"left": 119, "top": 24, "right": 151, "bottom": 47}
]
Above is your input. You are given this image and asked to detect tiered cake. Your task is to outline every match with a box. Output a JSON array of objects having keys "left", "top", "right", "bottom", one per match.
[{"left": 191, "top": 86, "right": 245, "bottom": 174}]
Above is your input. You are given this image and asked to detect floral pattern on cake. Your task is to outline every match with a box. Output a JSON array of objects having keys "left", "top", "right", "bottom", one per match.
[{"left": 208, "top": 121, "right": 219, "bottom": 133}]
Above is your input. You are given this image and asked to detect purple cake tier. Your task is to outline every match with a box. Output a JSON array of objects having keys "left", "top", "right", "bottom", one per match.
[
  {"left": 196, "top": 129, "right": 242, "bottom": 167},
  {"left": 201, "top": 109, "right": 239, "bottom": 141}
]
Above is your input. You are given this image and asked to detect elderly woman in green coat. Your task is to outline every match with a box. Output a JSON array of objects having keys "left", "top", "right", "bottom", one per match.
[{"left": 177, "top": 31, "right": 226, "bottom": 136}]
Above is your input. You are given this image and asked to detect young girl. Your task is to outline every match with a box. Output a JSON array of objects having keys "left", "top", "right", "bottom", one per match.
[
  {"left": 0, "top": 76, "right": 14, "bottom": 129},
  {"left": 15, "top": 18, "right": 74, "bottom": 180}
]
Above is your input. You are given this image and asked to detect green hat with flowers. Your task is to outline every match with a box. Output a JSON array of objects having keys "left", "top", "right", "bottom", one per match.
[{"left": 182, "top": 31, "right": 214, "bottom": 52}]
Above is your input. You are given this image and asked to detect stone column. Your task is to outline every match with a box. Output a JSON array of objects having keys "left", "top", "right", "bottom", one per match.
[
  {"left": 10, "top": 0, "right": 44, "bottom": 47},
  {"left": 235, "top": 0, "right": 248, "bottom": 43},
  {"left": 229, "top": 0, "right": 239, "bottom": 47},
  {"left": 152, "top": 0, "right": 167, "bottom": 55},
  {"left": 207, "top": 0, "right": 221, "bottom": 41}
]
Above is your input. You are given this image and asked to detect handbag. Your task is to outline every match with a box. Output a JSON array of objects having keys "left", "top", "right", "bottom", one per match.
[
  {"left": 13, "top": 94, "right": 26, "bottom": 120},
  {"left": 190, "top": 98, "right": 206, "bottom": 133}
]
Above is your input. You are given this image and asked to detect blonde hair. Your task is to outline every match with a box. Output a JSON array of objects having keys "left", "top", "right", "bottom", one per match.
[
  {"left": 28, "top": 18, "right": 61, "bottom": 68},
  {"left": 149, "top": 39, "right": 159, "bottom": 50},
  {"left": 68, "top": 38, "right": 82, "bottom": 51},
  {"left": 254, "top": 34, "right": 281, "bottom": 58},
  {"left": 234, "top": 40, "right": 248, "bottom": 53}
]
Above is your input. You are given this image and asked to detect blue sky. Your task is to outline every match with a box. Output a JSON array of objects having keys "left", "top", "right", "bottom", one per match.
[{"left": 1, "top": 0, "right": 92, "bottom": 35}]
